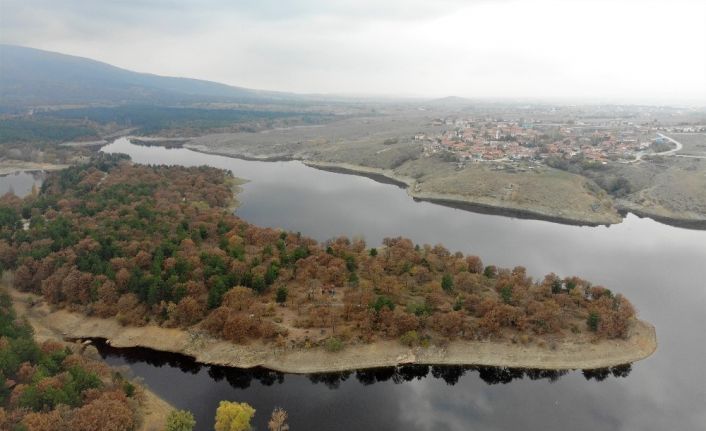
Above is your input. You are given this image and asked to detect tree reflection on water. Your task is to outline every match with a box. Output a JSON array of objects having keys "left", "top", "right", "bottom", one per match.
[{"left": 91, "top": 338, "right": 632, "bottom": 390}]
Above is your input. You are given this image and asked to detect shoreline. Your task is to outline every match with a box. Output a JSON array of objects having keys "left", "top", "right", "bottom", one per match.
[
  {"left": 184, "top": 143, "right": 297, "bottom": 162},
  {"left": 303, "top": 161, "right": 413, "bottom": 189},
  {"left": 0, "top": 160, "right": 69, "bottom": 176},
  {"left": 6, "top": 285, "right": 174, "bottom": 431},
  {"left": 267, "top": 158, "right": 706, "bottom": 230},
  {"left": 615, "top": 201, "right": 706, "bottom": 231},
  {"left": 301, "top": 160, "right": 621, "bottom": 227},
  {"left": 113, "top": 137, "right": 706, "bottom": 230},
  {"left": 8, "top": 287, "right": 657, "bottom": 374},
  {"left": 414, "top": 196, "right": 610, "bottom": 227}
]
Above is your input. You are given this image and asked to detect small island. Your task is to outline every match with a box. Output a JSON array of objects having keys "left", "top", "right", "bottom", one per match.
[{"left": 0, "top": 155, "right": 656, "bottom": 373}]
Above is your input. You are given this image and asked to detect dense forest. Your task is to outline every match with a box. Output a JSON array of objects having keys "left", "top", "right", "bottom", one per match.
[
  {"left": 37, "top": 105, "right": 330, "bottom": 135},
  {"left": 0, "top": 291, "right": 142, "bottom": 430},
  {"left": 0, "top": 118, "right": 98, "bottom": 146},
  {"left": 0, "top": 155, "right": 637, "bottom": 351},
  {"left": 0, "top": 117, "right": 99, "bottom": 163},
  {"left": 0, "top": 105, "right": 332, "bottom": 164}
]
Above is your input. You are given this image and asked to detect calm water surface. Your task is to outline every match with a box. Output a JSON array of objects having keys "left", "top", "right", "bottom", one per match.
[
  {"left": 0, "top": 170, "right": 44, "bottom": 197},
  {"left": 99, "top": 138, "right": 705, "bottom": 431}
]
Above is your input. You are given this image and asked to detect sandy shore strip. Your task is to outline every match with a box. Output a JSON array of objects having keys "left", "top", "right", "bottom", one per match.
[
  {"left": 8, "top": 287, "right": 657, "bottom": 374},
  {"left": 0, "top": 160, "right": 69, "bottom": 176}
]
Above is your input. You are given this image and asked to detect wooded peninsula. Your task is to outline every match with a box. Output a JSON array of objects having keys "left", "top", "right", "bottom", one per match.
[{"left": 0, "top": 155, "right": 656, "bottom": 372}]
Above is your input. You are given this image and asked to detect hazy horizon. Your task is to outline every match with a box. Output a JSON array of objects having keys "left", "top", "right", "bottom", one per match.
[{"left": 1, "top": 0, "right": 705, "bottom": 105}]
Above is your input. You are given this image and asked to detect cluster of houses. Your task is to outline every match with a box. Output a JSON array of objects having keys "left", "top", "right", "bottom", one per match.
[{"left": 417, "top": 118, "right": 658, "bottom": 164}]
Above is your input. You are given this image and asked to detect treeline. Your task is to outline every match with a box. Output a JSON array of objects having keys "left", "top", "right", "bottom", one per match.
[
  {"left": 0, "top": 291, "right": 141, "bottom": 430},
  {"left": 38, "top": 105, "right": 329, "bottom": 135},
  {"left": 0, "top": 117, "right": 99, "bottom": 163},
  {"left": 0, "top": 154, "right": 637, "bottom": 351},
  {"left": 0, "top": 118, "right": 98, "bottom": 145},
  {"left": 0, "top": 105, "right": 332, "bottom": 163}
]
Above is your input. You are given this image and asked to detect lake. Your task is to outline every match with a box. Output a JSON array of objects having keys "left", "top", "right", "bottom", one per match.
[{"left": 94, "top": 137, "right": 706, "bottom": 430}]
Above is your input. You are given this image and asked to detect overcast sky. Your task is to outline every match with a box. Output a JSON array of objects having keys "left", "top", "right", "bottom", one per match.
[{"left": 1, "top": 0, "right": 705, "bottom": 104}]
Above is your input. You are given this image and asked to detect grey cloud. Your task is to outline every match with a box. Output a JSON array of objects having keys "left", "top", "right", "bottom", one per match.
[{"left": 0, "top": 0, "right": 703, "bottom": 102}]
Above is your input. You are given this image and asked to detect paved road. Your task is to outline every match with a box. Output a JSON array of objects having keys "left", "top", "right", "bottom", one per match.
[
  {"left": 674, "top": 154, "right": 706, "bottom": 159},
  {"left": 657, "top": 133, "right": 706, "bottom": 159},
  {"left": 626, "top": 133, "right": 700, "bottom": 163},
  {"left": 656, "top": 133, "right": 684, "bottom": 155}
]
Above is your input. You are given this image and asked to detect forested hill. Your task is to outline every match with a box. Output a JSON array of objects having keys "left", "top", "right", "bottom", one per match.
[
  {"left": 0, "top": 156, "right": 637, "bottom": 349},
  {"left": 0, "top": 45, "right": 295, "bottom": 109}
]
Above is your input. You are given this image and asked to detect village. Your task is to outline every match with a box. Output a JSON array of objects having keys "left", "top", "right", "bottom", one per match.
[{"left": 417, "top": 117, "right": 671, "bottom": 166}]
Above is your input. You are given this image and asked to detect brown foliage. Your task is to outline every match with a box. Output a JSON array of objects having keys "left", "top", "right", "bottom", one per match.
[
  {"left": 392, "top": 310, "right": 420, "bottom": 336},
  {"left": 116, "top": 294, "right": 147, "bottom": 326},
  {"left": 22, "top": 409, "right": 66, "bottom": 431},
  {"left": 16, "top": 362, "right": 37, "bottom": 383},
  {"left": 466, "top": 255, "right": 484, "bottom": 274},
  {"left": 268, "top": 407, "right": 288, "bottom": 431},
  {"left": 222, "top": 314, "right": 252, "bottom": 343},
  {"left": 430, "top": 311, "right": 466, "bottom": 338},
  {"left": 114, "top": 268, "right": 130, "bottom": 291},
  {"left": 0, "top": 239, "right": 17, "bottom": 267},
  {"left": 68, "top": 391, "right": 135, "bottom": 431},
  {"left": 222, "top": 287, "right": 254, "bottom": 312},
  {"left": 173, "top": 297, "right": 204, "bottom": 327},
  {"left": 590, "top": 294, "right": 636, "bottom": 339},
  {"left": 14, "top": 263, "right": 34, "bottom": 291},
  {"left": 3, "top": 161, "right": 642, "bottom": 349},
  {"left": 202, "top": 306, "right": 230, "bottom": 335},
  {"left": 527, "top": 300, "right": 562, "bottom": 334}
]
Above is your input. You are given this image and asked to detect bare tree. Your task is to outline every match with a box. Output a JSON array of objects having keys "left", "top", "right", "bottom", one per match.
[{"left": 268, "top": 407, "right": 289, "bottom": 431}]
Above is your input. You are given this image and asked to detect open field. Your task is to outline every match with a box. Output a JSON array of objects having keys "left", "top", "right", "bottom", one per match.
[
  {"left": 616, "top": 157, "right": 706, "bottom": 227},
  {"left": 667, "top": 133, "right": 706, "bottom": 157},
  {"left": 400, "top": 159, "right": 620, "bottom": 225},
  {"left": 187, "top": 113, "right": 439, "bottom": 168}
]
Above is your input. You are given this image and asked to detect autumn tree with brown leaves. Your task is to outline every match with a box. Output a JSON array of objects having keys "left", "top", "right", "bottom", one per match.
[{"left": 0, "top": 155, "right": 639, "bottom": 353}]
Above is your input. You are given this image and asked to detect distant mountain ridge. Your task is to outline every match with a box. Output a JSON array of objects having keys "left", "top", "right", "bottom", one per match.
[{"left": 0, "top": 44, "right": 295, "bottom": 108}]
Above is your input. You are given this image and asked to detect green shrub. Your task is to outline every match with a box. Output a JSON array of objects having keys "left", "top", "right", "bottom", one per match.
[
  {"left": 406, "top": 302, "right": 431, "bottom": 317},
  {"left": 122, "top": 381, "right": 136, "bottom": 397},
  {"left": 587, "top": 312, "right": 600, "bottom": 332},
  {"left": 275, "top": 287, "right": 288, "bottom": 304},
  {"left": 371, "top": 296, "right": 395, "bottom": 312},
  {"left": 483, "top": 265, "right": 497, "bottom": 278},
  {"left": 165, "top": 409, "right": 196, "bottom": 431},
  {"left": 441, "top": 274, "right": 454, "bottom": 292},
  {"left": 324, "top": 337, "right": 344, "bottom": 352},
  {"left": 68, "top": 365, "right": 103, "bottom": 393},
  {"left": 500, "top": 286, "right": 512, "bottom": 304},
  {"left": 399, "top": 330, "right": 419, "bottom": 347}
]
